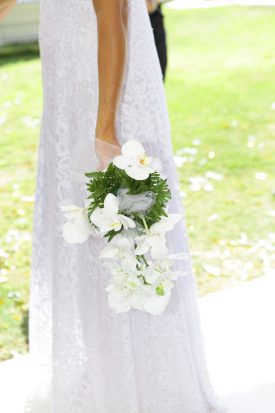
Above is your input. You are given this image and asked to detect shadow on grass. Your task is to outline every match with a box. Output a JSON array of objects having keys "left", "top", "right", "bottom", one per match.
[
  {"left": 0, "top": 42, "right": 40, "bottom": 66},
  {"left": 21, "top": 309, "right": 29, "bottom": 347}
]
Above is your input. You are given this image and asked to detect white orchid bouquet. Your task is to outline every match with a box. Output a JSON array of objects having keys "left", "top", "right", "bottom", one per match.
[{"left": 61, "top": 140, "right": 183, "bottom": 315}]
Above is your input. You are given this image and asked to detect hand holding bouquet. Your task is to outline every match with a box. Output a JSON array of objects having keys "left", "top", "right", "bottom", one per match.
[{"left": 62, "top": 140, "right": 183, "bottom": 315}]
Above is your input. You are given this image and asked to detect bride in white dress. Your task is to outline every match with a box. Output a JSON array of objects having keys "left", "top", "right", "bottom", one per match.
[{"left": 1, "top": 0, "right": 223, "bottom": 412}]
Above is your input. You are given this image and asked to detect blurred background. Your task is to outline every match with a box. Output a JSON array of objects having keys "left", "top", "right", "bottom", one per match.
[{"left": 0, "top": 1, "right": 275, "bottom": 411}]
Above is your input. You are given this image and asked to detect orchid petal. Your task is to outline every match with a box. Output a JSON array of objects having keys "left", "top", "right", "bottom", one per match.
[
  {"left": 90, "top": 208, "right": 115, "bottom": 233},
  {"left": 135, "top": 237, "right": 150, "bottom": 256},
  {"left": 104, "top": 193, "right": 119, "bottom": 214},
  {"left": 150, "top": 237, "right": 169, "bottom": 259},
  {"left": 118, "top": 214, "right": 136, "bottom": 230},
  {"left": 107, "top": 218, "right": 122, "bottom": 232},
  {"left": 100, "top": 244, "right": 119, "bottom": 259},
  {"left": 115, "top": 237, "right": 133, "bottom": 251},
  {"left": 141, "top": 292, "right": 171, "bottom": 315},
  {"left": 125, "top": 164, "right": 150, "bottom": 180},
  {"left": 62, "top": 220, "right": 91, "bottom": 244},
  {"left": 90, "top": 208, "right": 105, "bottom": 228},
  {"left": 122, "top": 140, "right": 145, "bottom": 159},
  {"left": 113, "top": 155, "right": 131, "bottom": 170},
  {"left": 150, "top": 214, "right": 183, "bottom": 235},
  {"left": 106, "top": 285, "right": 132, "bottom": 313}
]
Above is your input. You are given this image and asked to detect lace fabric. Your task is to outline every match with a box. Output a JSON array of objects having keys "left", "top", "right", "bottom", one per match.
[{"left": 25, "top": 0, "right": 225, "bottom": 412}]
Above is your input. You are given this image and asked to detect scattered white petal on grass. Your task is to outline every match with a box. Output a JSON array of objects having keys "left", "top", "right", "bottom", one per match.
[
  {"left": 247, "top": 135, "right": 256, "bottom": 148},
  {"left": 12, "top": 244, "right": 20, "bottom": 251},
  {"left": 221, "top": 249, "right": 231, "bottom": 260},
  {"left": 208, "top": 151, "right": 215, "bottom": 159},
  {"left": 255, "top": 172, "right": 267, "bottom": 181},
  {"left": 189, "top": 176, "right": 215, "bottom": 192},
  {"left": 22, "top": 233, "right": 31, "bottom": 241},
  {"left": 0, "top": 277, "right": 7, "bottom": 284},
  {"left": 248, "top": 134, "right": 256, "bottom": 142},
  {"left": 21, "top": 195, "right": 34, "bottom": 202},
  {"left": 0, "top": 268, "right": 8, "bottom": 276},
  {"left": 3, "top": 100, "right": 11, "bottom": 108},
  {"left": 0, "top": 116, "right": 6, "bottom": 126},
  {"left": 1, "top": 73, "right": 8, "bottom": 81},
  {"left": 231, "top": 120, "right": 239, "bottom": 128},
  {"left": 10, "top": 229, "right": 19, "bottom": 235},
  {"left": 12, "top": 192, "right": 21, "bottom": 199},
  {"left": 219, "top": 239, "right": 227, "bottom": 246},
  {"left": 258, "top": 143, "right": 265, "bottom": 150},
  {"left": 190, "top": 183, "right": 201, "bottom": 192},
  {"left": 174, "top": 156, "right": 186, "bottom": 167},
  {"left": 199, "top": 158, "right": 207, "bottom": 166},
  {"left": 0, "top": 248, "right": 9, "bottom": 258},
  {"left": 239, "top": 233, "right": 248, "bottom": 245},
  {"left": 17, "top": 209, "right": 25, "bottom": 216},
  {"left": 267, "top": 233, "right": 275, "bottom": 244},
  {"left": 18, "top": 218, "right": 26, "bottom": 224},
  {"left": 271, "top": 102, "right": 275, "bottom": 110},
  {"left": 8, "top": 291, "right": 21, "bottom": 299},
  {"left": 203, "top": 183, "right": 214, "bottom": 192},
  {"left": 203, "top": 264, "right": 221, "bottom": 276},
  {"left": 21, "top": 116, "right": 40, "bottom": 129},
  {"left": 180, "top": 190, "right": 187, "bottom": 198},
  {"left": 205, "top": 171, "right": 223, "bottom": 181},
  {"left": 14, "top": 96, "right": 22, "bottom": 105},
  {"left": 12, "top": 184, "right": 19, "bottom": 190},
  {"left": 267, "top": 210, "right": 275, "bottom": 217},
  {"left": 192, "top": 138, "right": 201, "bottom": 146},
  {"left": 208, "top": 214, "right": 220, "bottom": 222},
  {"left": 177, "top": 147, "right": 198, "bottom": 156},
  {"left": 206, "top": 250, "right": 220, "bottom": 259},
  {"left": 240, "top": 262, "right": 253, "bottom": 281}
]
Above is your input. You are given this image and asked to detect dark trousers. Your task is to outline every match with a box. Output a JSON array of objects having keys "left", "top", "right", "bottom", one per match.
[{"left": 149, "top": 5, "right": 167, "bottom": 80}]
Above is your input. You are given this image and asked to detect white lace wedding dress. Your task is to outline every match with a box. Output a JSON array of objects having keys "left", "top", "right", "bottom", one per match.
[{"left": 26, "top": 1, "right": 223, "bottom": 412}]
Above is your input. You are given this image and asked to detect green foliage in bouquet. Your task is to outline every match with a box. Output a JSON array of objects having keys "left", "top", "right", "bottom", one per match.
[{"left": 85, "top": 162, "right": 171, "bottom": 237}]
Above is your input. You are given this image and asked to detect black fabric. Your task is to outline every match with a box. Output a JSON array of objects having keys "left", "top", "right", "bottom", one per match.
[{"left": 149, "top": 5, "right": 167, "bottom": 80}]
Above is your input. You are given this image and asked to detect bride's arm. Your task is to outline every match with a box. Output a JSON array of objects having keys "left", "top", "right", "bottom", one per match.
[
  {"left": 92, "top": 0, "right": 128, "bottom": 149},
  {"left": 0, "top": 0, "right": 16, "bottom": 21}
]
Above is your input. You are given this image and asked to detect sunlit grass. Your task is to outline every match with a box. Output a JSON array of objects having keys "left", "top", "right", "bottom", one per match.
[
  {"left": 0, "top": 44, "right": 41, "bottom": 360},
  {"left": 165, "top": 6, "right": 275, "bottom": 293}
]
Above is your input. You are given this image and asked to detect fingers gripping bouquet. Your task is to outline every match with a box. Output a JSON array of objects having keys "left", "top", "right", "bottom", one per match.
[{"left": 61, "top": 140, "right": 183, "bottom": 315}]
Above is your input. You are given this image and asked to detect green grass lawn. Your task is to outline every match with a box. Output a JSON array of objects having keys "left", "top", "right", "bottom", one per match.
[{"left": 0, "top": 6, "right": 275, "bottom": 361}]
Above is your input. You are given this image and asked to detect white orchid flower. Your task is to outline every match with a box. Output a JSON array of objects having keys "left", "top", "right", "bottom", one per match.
[
  {"left": 138, "top": 290, "right": 171, "bottom": 315},
  {"left": 90, "top": 193, "right": 136, "bottom": 234},
  {"left": 113, "top": 140, "right": 161, "bottom": 180},
  {"left": 100, "top": 237, "right": 138, "bottom": 269},
  {"left": 106, "top": 284, "right": 133, "bottom": 313},
  {"left": 61, "top": 205, "right": 92, "bottom": 244},
  {"left": 135, "top": 213, "right": 183, "bottom": 259},
  {"left": 128, "top": 280, "right": 172, "bottom": 315},
  {"left": 106, "top": 268, "right": 143, "bottom": 313}
]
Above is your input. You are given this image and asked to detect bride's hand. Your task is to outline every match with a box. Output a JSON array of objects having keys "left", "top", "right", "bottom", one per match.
[
  {"left": 95, "top": 138, "right": 121, "bottom": 170},
  {"left": 146, "top": 0, "right": 159, "bottom": 13}
]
